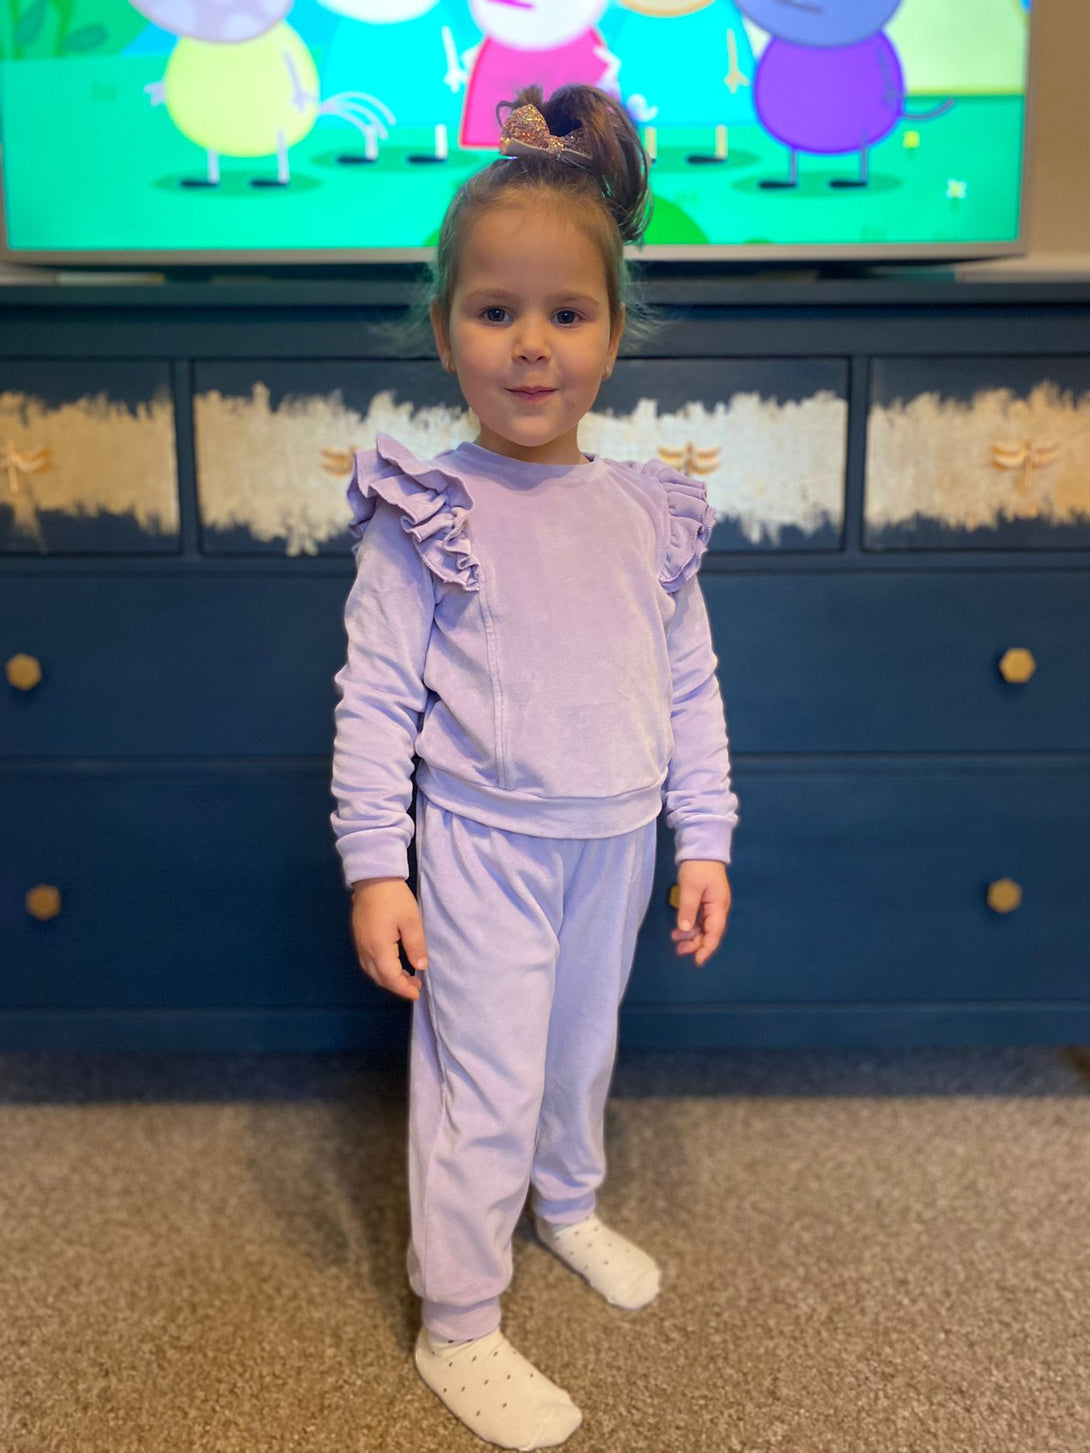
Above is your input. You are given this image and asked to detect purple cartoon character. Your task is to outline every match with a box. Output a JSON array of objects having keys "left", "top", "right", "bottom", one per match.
[{"left": 736, "top": 0, "right": 954, "bottom": 188}]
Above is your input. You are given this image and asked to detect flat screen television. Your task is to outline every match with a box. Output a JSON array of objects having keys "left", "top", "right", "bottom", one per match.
[{"left": 0, "top": 0, "right": 1036, "bottom": 267}]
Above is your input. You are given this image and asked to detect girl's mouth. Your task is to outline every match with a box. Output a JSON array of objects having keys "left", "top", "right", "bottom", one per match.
[{"left": 509, "top": 388, "right": 555, "bottom": 400}]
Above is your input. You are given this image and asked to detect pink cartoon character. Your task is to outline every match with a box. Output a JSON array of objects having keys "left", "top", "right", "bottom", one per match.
[{"left": 459, "top": 0, "right": 620, "bottom": 150}]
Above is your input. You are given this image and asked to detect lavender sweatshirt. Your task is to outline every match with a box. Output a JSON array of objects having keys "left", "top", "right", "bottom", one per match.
[{"left": 330, "top": 433, "right": 739, "bottom": 887}]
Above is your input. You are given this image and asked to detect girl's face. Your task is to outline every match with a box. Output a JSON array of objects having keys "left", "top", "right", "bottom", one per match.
[{"left": 431, "top": 200, "right": 624, "bottom": 466}]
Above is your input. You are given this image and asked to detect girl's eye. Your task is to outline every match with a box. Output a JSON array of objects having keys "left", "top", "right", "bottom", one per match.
[{"left": 478, "top": 307, "right": 582, "bottom": 325}]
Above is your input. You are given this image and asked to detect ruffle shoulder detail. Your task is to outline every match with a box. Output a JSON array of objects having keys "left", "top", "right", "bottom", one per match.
[
  {"left": 630, "top": 457, "right": 717, "bottom": 593},
  {"left": 346, "top": 433, "right": 480, "bottom": 591}
]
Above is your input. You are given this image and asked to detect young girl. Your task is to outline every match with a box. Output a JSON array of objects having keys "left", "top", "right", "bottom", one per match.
[{"left": 330, "top": 82, "right": 739, "bottom": 1451}]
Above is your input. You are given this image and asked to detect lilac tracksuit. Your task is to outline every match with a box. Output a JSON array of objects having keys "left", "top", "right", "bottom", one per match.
[{"left": 330, "top": 432, "right": 738, "bottom": 1340}]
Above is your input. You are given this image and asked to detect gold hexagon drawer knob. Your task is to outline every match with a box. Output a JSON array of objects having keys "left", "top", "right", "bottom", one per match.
[
  {"left": 25, "top": 884, "right": 62, "bottom": 920},
  {"left": 998, "top": 648, "right": 1036, "bottom": 684},
  {"left": 6, "top": 653, "right": 43, "bottom": 691},
  {"left": 986, "top": 878, "right": 1023, "bottom": 915}
]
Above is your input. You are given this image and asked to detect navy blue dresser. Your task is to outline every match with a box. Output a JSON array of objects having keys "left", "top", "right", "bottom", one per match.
[{"left": 2, "top": 276, "right": 1088, "bottom": 1051}]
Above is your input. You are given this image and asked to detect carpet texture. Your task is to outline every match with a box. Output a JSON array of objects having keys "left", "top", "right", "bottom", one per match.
[{"left": 1, "top": 1045, "right": 1088, "bottom": 1453}]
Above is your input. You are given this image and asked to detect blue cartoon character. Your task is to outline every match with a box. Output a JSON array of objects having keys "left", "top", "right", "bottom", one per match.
[
  {"left": 137, "top": 0, "right": 395, "bottom": 185},
  {"left": 736, "top": 0, "right": 954, "bottom": 187}
]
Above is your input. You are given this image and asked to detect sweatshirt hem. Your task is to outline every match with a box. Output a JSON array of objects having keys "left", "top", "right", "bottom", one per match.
[{"left": 416, "top": 762, "right": 665, "bottom": 839}]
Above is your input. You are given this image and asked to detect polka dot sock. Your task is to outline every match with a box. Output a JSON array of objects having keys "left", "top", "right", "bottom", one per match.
[
  {"left": 414, "top": 1324, "right": 583, "bottom": 1451},
  {"left": 532, "top": 1211, "right": 661, "bottom": 1310}
]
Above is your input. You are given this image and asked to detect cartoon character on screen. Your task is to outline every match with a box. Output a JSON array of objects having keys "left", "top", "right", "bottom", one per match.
[
  {"left": 135, "top": 0, "right": 395, "bottom": 186},
  {"left": 599, "top": 0, "right": 756, "bottom": 161},
  {"left": 315, "top": 0, "right": 479, "bottom": 163},
  {"left": 735, "top": 0, "right": 954, "bottom": 188},
  {"left": 458, "top": 0, "right": 620, "bottom": 150}
]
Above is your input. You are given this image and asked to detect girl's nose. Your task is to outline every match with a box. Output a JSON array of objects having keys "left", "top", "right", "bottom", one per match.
[{"left": 513, "top": 321, "right": 550, "bottom": 361}]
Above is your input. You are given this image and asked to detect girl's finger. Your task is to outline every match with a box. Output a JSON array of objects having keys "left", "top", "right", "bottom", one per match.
[
  {"left": 694, "top": 926, "right": 724, "bottom": 966},
  {"left": 366, "top": 945, "right": 421, "bottom": 1001}
]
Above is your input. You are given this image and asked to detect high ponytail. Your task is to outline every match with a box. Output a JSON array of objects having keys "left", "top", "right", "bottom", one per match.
[{"left": 496, "top": 82, "right": 653, "bottom": 247}]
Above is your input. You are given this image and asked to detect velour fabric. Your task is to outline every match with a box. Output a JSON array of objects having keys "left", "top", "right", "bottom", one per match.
[
  {"left": 406, "top": 793, "right": 659, "bottom": 1342},
  {"left": 331, "top": 434, "right": 738, "bottom": 885}
]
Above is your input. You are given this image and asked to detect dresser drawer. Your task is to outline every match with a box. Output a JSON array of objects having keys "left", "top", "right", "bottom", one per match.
[
  {"left": 0, "top": 360, "right": 179, "bottom": 555},
  {"left": 592, "top": 357, "right": 848, "bottom": 552},
  {"left": 6, "top": 569, "right": 1088, "bottom": 759},
  {"left": 192, "top": 356, "right": 848, "bottom": 556},
  {"left": 633, "top": 761, "right": 1090, "bottom": 1006},
  {"left": 2, "top": 766, "right": 374, "bottom": 1011},
  {"left": 193, "top": 359, "right": 467, "bottom": 556},
  {"left": 866, "top": 355, "right": 1090, "bottom": 551},
  {"left": 8, "top": 762, "right": 1087, "bottom": 1021},
  {"left": 2, "top": 575, "right": 351, "bottom": 757},
  {"left": 707, "top": 570, "right": 1090, "bottom": 753}
]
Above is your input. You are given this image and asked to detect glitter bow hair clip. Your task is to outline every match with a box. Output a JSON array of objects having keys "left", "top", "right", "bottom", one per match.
[{"left": 499, "top": 102, "right": 593, "bottom": 167}]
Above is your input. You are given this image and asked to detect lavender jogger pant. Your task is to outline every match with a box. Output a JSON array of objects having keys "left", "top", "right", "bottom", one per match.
[{"left": 406, "top": 791, "right": 659, "bottom": 1342}]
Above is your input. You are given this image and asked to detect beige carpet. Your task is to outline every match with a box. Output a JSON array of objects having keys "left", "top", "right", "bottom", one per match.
[{"left": 2, "top": 1045, "right": 1088, "bottom": 1453}]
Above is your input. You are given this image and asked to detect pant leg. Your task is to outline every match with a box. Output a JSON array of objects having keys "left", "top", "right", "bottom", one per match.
[
  {"left": 406, "top": 794, "right": 570, "bottom": 1341},
  {"left": 529, "top": 819, "right": 658, "bottom": 1227}
]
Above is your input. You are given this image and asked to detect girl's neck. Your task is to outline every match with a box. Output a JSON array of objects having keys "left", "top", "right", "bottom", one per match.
[
  {"left": 455, "top": 439, "right": 599, "bottom": 478},
  {"left": 472, "top": 425, "right": 589, "bottom": 467},
  {"left": 467, "top": 437, "right": 594, "bottom": 469}
]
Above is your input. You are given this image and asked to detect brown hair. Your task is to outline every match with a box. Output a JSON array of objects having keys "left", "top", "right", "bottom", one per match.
[{"left": 391, "top": 83, "right": 663, "bottom": 356}]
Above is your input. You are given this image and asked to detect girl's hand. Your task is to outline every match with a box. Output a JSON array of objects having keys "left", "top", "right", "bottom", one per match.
[
  {"left": 350, "top": 878, "right": 430, "bottom": 1002},
  {"left": 671, "top": 860, "right": 731, "bottom": 968}
]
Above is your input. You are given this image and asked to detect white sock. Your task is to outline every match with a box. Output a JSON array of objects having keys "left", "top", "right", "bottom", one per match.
[
  {"left": 414, "top": 1325, "right": 583, "bottom": 1451},
  {"left": 533, "top": 1211, "right": 661, "bottom": 1310}
]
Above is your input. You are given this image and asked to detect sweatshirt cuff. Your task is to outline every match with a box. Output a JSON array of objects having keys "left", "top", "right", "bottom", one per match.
[
  {"left": 337, "top": 832, "right": 410, "bottom": 889},
  {"left": 674, "top": 821, "right": 733, "bottom": 867}
]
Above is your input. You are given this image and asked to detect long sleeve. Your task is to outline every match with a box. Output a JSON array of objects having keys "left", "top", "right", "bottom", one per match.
[
  {"left": 662, "top": 573, "right": 739, "bottom": 867},
  {"left": 330, "top": 497, "right": 437, "bottom": 887}
]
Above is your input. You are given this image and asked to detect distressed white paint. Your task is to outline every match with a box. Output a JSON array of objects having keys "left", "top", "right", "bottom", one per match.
[
  {"left": 0, "top": 389, "right": 178, "bottom": 542},
  {"left": 583, "top": 391, "right": 846, "bottom": 544},
  {"left": 866, "top": 381, "right": 1090, "bottom": 532},
  {"left": 195, "top": 383, "right": 846, "bottom": 554}
]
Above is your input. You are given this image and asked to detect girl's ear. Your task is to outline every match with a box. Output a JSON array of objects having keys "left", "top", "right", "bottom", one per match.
[
  {"left": 605, "top": 303, "right": 626, "bottom": 377},
  {"left": 430, "top": 299, "right": 453, "bottom": 371}
]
